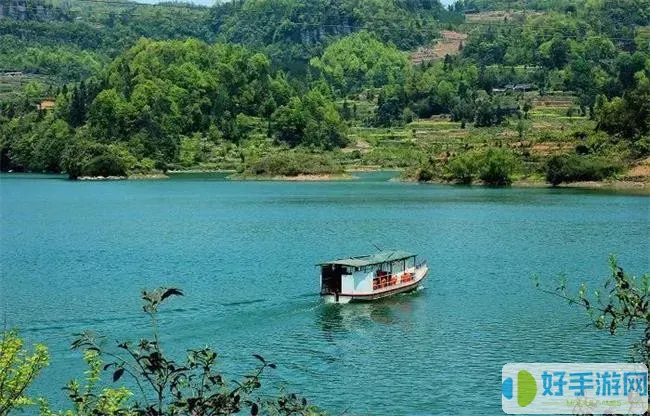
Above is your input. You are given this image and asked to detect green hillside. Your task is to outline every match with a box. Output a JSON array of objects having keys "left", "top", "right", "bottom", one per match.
[{"left": 1, "top": 0, "right": 649, "bottom": 186}]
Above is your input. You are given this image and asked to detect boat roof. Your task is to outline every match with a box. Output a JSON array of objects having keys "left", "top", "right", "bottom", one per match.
[{"left": 319, "top": 250, "right": 416, "bottom": 267}]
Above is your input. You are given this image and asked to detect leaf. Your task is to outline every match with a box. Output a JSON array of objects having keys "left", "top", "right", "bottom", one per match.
[
  {"left": 251, "top": 403, "right": 259, "bottom": 416},
  {"left": 252, "top": 354, "right": 265, "bottom": 364},
  {"left": 113, "top": 367, "right": 125, "bottom": 382},
  {"left": 268, "top": 363, "right": 276, "bottom": 369},
  {"left": 161, "top": 288, "right": 184, "bottom": 301}
]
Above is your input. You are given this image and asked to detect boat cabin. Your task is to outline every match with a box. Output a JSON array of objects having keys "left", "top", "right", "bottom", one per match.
[{"left": 319, "top": 250, "right": 421, "bottom": 302}]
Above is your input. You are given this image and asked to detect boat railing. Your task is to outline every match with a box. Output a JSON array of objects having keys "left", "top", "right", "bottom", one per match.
[{"left": 372, "top": 271, "right": 416, "bottom": 291}]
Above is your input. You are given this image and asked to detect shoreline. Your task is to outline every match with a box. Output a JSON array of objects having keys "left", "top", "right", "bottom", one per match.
[
  {"left": 77, "top": 173, "right": 169, "bottom": 181},
  {"left": 229, "top": 173, "right": 356, "bottom": 181},
  {"left": 398, "top": 174, "right": 650, "bottom": 194},
  {"left": 167, "top": 169, "right": 236, "bottom": 174},
  {"left": 512, "top": 178, "right": 650, "bottom": 194},
  {"left": 4, "top": 171, "right": 649, "bottom": 193}
]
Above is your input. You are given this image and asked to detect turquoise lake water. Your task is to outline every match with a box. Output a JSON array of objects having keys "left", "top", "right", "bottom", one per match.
[{"left": 1, "top": 172, "right": 649, "bottom": 415}]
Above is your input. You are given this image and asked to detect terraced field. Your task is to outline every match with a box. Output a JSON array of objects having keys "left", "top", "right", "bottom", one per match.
[
  {"left": 0, "top": 73, "right": 55, "bottom": 104},
  {"left": 338, "top": 91, "right": 598, "bottom": 173}
]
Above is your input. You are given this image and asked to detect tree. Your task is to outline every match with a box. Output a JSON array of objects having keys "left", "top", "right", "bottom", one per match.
[
  {"left": 374, "top": 87, "right": 407, "bottom": 127},
  {"left": 61, "top": 137, "right": 93, "bottom": 179},
  {"left": 0, "top": 330, "right": 49, "bottom": 416},
  {"left": 565, "top": 58, "right": 598, "bottom": 116},
  {"left": 597, "top": 73, "right": 650, "bottom": 141},
  {"left": 310, "top": 31, "right": 409, "bottom": 95},
  {"left": 271, "top": 90, "right": 347, "bottom": 149},
  {"left": 479, "top": 147, "right": 517, "bottom": 186},
  {"left": 31, "top": 118, "right": 72, "bottom": 173},
  {"left": 446, "top": 151, "right": 480, "bottom": 184},
  {"left": 68, "top": 81, "right": 87, "bottom": 128}
]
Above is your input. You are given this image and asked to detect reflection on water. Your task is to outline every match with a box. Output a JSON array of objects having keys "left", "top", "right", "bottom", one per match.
[{"left": 316, "top": 288, "right": 425, "bottom": 338}]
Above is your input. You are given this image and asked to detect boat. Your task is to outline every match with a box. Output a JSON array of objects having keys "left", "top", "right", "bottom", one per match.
[{"left": 318, "top": 250, "right": 428, "bottom": 304}]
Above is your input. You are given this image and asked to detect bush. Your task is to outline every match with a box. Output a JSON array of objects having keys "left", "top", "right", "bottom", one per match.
[
  {"left": 415, "top": 159, "right": 442, "bottom": 182},
  {"left": 446, "top": 152, "right": 479, "bottom": 184},
  {"left": 245, "top": 152, "right": 343, "bottom": 177},
  {"left": 0, "top": 331, "right": 49, "bottom": 415},
  {"left": 82, "top": 152, "right": 128, "bottom": 177},
  {"left": 442, "top": 148, "right": 518, "bottom": 185},
  {"left": 545, "top": 154, "right": 622, "bottom": 185},
  {"left": 479, "top": 148, "right": 517, "bottom": 186}
]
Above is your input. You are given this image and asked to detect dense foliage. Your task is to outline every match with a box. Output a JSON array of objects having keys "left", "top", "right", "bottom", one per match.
[
  {"left": 213, "top": 0, "right": 457, "bottom": 67},
  {"left": 0, "top": 331, "right": 49, "bottom": 416},
  {"left": 545, "top": 154, "right": 622, "bottom": 185},
  {"left": 417, "top": 147, "right": 518, "bottom": 185},
  {"left": 1, "top": 39, "right": 348, "bottom": 176},
  {"left": 310, "top": 31, "right": 409, "bottom": 94},
  {"left": 1, "top": 0, "right": 649, "bottom": 181},
  {"left": 241, "top": 151, "right": 344, "bottom": 177}
]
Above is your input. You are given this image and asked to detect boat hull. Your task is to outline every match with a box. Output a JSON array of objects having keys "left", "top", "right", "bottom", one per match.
[{"left": 321, "top": 266, "right": 428, "bottom": 304}]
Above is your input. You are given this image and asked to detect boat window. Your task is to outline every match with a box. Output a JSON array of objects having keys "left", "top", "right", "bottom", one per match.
[{"left": 405, "top": 257, "right": 415, "bottom": 269}]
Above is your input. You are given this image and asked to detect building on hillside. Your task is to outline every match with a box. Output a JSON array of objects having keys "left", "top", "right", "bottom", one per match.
[{"left": 36, "top": 99, "right": 56, "bottom": 111}]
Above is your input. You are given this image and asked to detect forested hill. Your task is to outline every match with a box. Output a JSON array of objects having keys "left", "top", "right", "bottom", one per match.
[
  {"left": 1, "top": 0, "right": 460, "bottom": 82},
  {"left": 1, "top": 0, "right": 650, "bottom": 183},
  {"left": 212, "top": 0, "right": 461, "bottom": 66}
]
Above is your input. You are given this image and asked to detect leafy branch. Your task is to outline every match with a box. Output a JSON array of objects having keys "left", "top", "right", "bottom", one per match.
[
  {"left": 69, "top": 288, "right": 323, "bottom": 416},
  {"left": 535, "top": 255, "right": 650, "bottom": 366}
]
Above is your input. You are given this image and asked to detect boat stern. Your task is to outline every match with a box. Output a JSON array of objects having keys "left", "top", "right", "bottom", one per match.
[{"left": 321, "top": 294, "right": 353, "bottom": 304}]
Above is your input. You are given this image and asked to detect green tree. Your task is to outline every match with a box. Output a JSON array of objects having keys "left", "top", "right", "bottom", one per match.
[
  {"left": 478, "top": 147, "right": 517, "bottom": 186},
  {"left": 446, "top": 151, "right": 480, "bottom": 184},
  {"left": 271, "top": 90, "right": 347, "bottom": 149},
  {"left": 0, "top": 330, "right": 49, "bottom": 416},
  {"left": 597, "top": 73, "right": 650, "bottom": 142},
  {"left": 31, "top": 118, "right": 72, "bottom": 173},
  {"left": 310, "top": 32, "right": 409, "bottom": 94}
]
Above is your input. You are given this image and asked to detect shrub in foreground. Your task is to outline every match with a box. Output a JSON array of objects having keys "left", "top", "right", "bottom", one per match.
[
  {"left": 0, "top": 331, "right": 49, "bottom": 416},
  {"left": 65, "top": 288, "right": 324, "bottom": 415}
]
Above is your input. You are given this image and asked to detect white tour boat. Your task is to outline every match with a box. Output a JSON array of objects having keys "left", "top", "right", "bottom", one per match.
[{"left": 319, "top": 250, "right": 428, "bottom": 304}]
